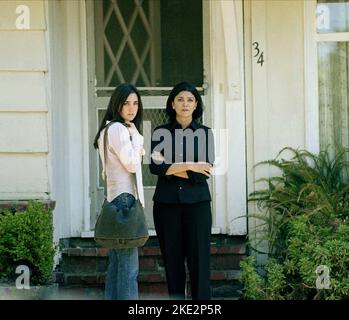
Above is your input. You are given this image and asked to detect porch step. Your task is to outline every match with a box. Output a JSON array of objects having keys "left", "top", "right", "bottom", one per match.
[{"left": 54, "top": 235, "right": 246, "bottom": 300}]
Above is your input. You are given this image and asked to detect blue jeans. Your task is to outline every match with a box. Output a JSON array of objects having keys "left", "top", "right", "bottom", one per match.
[{"left": 104, "top": 193, "right": 139, "bottom": 300}]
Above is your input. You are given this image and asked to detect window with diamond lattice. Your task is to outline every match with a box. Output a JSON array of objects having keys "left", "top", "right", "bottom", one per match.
[{"left": 94, "top": 0, "right": 203, "bottom": 88}]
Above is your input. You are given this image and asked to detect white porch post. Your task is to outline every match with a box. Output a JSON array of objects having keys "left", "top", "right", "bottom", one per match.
[
  {"left": 46, "top": 0, "right": 90, "bottom": 238},
  {"left": 209, "top": 0, "right": 247, "bottom": 235}
]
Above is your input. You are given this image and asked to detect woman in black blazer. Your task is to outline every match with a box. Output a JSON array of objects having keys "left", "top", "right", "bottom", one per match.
[{"left": 150, "top": 81, "right": 215, "bottom": 300}]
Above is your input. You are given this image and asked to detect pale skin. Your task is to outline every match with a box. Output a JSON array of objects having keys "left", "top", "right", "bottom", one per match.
[
  {"left": 166, "top": 91, "right": 212, "bottom": 179},
  {"left": 119, "top": 92, "right": 139, "bottom": 134}
]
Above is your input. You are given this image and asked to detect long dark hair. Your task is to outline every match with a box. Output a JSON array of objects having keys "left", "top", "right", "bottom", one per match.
[
  {"left": 93, "top": 83, "right": 143, "bottom": 149},
  {"left": 166, "top": 81, "right": 203, "bottom": 122}
]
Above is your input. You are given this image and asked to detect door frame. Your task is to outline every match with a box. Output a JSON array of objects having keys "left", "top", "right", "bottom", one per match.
[
  {"left": 207, "top": 0, "right": 247, "bottom": 235},
  {"left": 83, "top": 0, "right": 247, "bottom": 236}
]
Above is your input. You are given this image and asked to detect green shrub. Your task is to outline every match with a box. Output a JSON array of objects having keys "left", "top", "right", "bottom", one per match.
[
  {"left": 0, "top": 201, "right": 56, "bottom": 285},
  {"left": 240, "top": 256, "right": 265, "bottom": 300},
  {"left": 240, "top": 146, "right": 349, "bottom": 300},
  {"left": 240, "top": 256, "right": 286, "bottom": 300}
]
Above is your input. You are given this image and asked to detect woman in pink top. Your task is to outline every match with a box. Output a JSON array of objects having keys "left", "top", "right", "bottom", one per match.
[{"left": 93, "top": 83, "right": 144, "bottom": 300}]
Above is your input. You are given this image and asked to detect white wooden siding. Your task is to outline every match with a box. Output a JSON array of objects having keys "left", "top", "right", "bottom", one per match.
[
  {"left": 0, "top": 113, "right": 48, "bottom": 152},
  {"left": 0, "top": 0, "right": 49, "bottom": 201},
  {"left": 0, "top": 31, "right": 47, "bottom": 71},
  {"left": 0, "top": 154, "right": 49, "bottom": 196},
  {"left": 0, "top": 72, "right": 47, "bottom": 110}
]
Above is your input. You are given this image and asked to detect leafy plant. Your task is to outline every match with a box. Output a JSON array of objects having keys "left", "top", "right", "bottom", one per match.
[
  {"left": 240, "top": 146, "right": 349, "bottom": 299},
  {"left": 240, "top": 256, "right": 286, "bottom": 300},
  {"left": 0, "top": 201, "right": 56, "bottom": 285}
]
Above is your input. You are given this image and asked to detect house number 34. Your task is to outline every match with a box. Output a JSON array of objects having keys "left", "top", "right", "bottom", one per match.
[{"left": 252, "top": 42, "right": 264, "bottom": 67}]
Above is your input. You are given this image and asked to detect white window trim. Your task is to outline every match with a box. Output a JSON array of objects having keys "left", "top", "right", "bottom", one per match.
[
  {"left": 316, "top": 32, "right": 349, "bottom": 42},
  {"left": 304, "top": 0, "right": 320, "bottom": 154}
]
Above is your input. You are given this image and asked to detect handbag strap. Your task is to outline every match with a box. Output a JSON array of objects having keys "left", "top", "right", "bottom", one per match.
[
  {"left": 102, "top": 122, "right": 140, "bottom": 201},
  {"left": 102, "top": 122, "right": 113, "bottom": 199}
]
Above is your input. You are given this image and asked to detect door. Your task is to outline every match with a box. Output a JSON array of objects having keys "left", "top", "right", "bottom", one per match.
[{"left": 86, "top": 0, "right": 207, "bottom": 230}]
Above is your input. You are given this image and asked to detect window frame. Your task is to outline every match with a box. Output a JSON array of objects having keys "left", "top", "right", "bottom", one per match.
[{"left": 304, "top": 0, "right": 349, "bottom": 153}]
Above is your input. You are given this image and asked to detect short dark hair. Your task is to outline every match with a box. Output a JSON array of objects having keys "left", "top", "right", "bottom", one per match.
[
  {"left": 93, "top": 83, "right": 143, "bottom": 149},
  {"left": 166, "top": 81, "right": 203, "bottom": 122}
]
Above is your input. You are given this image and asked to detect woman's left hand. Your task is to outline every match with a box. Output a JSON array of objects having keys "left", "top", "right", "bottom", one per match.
[{"left": 187, "top": 162, "right": 213, "bottom": 177}]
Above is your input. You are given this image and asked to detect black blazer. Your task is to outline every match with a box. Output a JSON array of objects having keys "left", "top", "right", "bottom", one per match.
[{"left": 149, "top": 120, "right": 215, "bottom": 204}]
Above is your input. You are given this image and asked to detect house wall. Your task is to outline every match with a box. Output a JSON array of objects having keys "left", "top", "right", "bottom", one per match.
[
  {"left": 0, "top": 1, "right": 50, "bottom": 200},
  {"left": 245, "top": 0, "right": 306, "bottom": 253},
  {"left": 0, "top": 0, "right": 89, "bottom": 243},
  {"left": 0, "top": 0, "right": 309, "bottom": 241}
]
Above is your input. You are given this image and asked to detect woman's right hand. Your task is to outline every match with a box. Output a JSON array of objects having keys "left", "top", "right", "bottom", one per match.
[
  {"left": 187, "top": 162, "right": 213, "bottom": 177},
  {"left": 127, "top": 122, "right": 139, "bottom": 136},
  {"left": 126, "top": 123, "right": 144, "bottom": 155}
]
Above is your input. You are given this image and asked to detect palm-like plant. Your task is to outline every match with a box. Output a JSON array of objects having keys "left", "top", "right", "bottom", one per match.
[
  {"left": 248, "top": 146, "right": 349, "bottom": 257},
  {"left": 240, "top": 146, "right": 349, "bottom": 299}
]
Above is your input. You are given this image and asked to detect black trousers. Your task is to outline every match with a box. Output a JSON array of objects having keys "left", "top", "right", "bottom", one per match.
[{"left": 153, "top": 201, "right": 212, "bottom": 300}]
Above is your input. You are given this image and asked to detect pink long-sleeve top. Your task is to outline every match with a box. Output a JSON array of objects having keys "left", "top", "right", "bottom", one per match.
[{"left": 98, "top": 121, "right": 144, "bottom": 206}]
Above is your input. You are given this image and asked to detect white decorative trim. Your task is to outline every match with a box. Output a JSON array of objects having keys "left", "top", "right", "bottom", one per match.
[
  {"left": 44, "top": 0, "right": 53, "bottom": 205},
  {"left": 46, "top": 0, "right": 91, "bottom": 238},
  {"left": 80, "top": 0, "right": 91, "bottom": 233},
  {"left": 220, "top": 0, "right": 242, "bottom": 101},
  {"left": 304, "top": 0, "right": 320, "bottom": 154},
  {"left": 208, "top": 0, "right": 247, "bottom": 235}
]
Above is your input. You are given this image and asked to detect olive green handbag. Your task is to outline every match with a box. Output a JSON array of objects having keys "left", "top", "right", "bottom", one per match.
[{"left": 94, "top": 122, "right": 149, "bottom": 249}]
